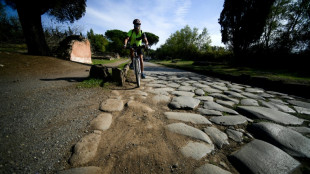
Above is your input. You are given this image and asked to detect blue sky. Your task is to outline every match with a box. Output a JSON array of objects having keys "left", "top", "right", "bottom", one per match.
[{"left": 6, "top": 0, "right": 225, "bottom": 49}]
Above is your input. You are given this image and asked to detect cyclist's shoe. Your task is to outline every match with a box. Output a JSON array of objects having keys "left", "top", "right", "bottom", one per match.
[
  {"left": 141, "top": 73, "right": 146, "bottom": 79},
  {"left": 129, "top": 62, "right": 134, "bottom": 69}
]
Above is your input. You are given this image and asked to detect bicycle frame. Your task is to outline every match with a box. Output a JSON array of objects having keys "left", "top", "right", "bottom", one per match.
[{"left": 127, "top": 45, "right": 146, "bottom": 87}]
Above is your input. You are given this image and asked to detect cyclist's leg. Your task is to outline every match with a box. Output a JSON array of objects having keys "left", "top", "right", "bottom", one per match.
[{"left": 130, "top": 49, "right": 134, "bottom": 69}]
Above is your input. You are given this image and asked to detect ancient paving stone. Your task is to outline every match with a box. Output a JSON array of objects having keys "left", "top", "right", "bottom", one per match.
[
  {"left": 215, "top": 99, "right": 235, "bottom": 108},
  {"left": 203, "top": 127, "right": 229, "bottom": 148},
  {"left": 167, "top": 83, "right": 180, "bottom": 88},
  {"left": 270, "top": 103, "right": 296, "bottom": 113},
  {"left": 169, "top": 96, "right": 200, "bottom": 110},
  {"left": 229, "top": 88, "right": 243, "bottom": 93},
  {"left": 195, "top": 96, "right": 214, "bottom": 102},
  {"left": 244, "top": 88, "right": 264, "bottom": 93},
  {"left": 181, "top": 141, "right": 214, "bottom": 160},
  {"left": 59, "top": 166, "right": 103, "bottom": 174},
  {"left": 192, "top": 83, "right": 209, "bottom": 88},
  {"left": 70, "top": 132, "right": 102, "bottom": 166},
  {"left": 229, "top": 139, "right": 301, "bottom": 174},
  {"left": 287, "top": 100, "right": 310, "bottom": 108},
  {"left": 209, "top": 93, "right": 239, "bottom": 104},
  {"left": 293, "top": 106, "right": 310, "bottom": 115},
  {"left": 153, "top": 87, "right": 175, "bottom": 93},
  {"left": 132, "top": 90, "right": 148, "bottom": 97},
  {"left": 100, "top": 99, "right": 124, "bottom": 112},
  {"left": 249, "top": 122, "right": 310, "bottom": 158},
  {"left": 237, "top": 106, "right": 304, "bottom": 125},
  {"left": 241, "top": 92, "right": 265, "bottom": 100},
  {"left": 90, "top": 113, "right": 112, "bottom": 131},
  {"left": 181, "top": 82, "right": 190, "bottom": 86},
  {"left": 195, "top": 89, "right": 205, "bottom": 96},
  {"left": 152, "top": 95, "right": 171, "bottom": 104},
  {"left": 165, "top": 112, "right": 212, "bottom": 125},
  {"left": 127, "top": 101, "right": 154, "bottom": 113},
  {"left": 268, "top": 98, "right": 288, "bottom": 105},
  {"left": 194, "top": 164, "right": 232, "bottom": 174},
  {"left": 240, "top": 98, "right": 259, "bottom": 106},
  {"left": 288, "top": 126, "right": 310, "bottom": 135},
  {"left": 259, "top": 93, "right": 275, "bottom": 98},
  {"left": 224, "top": 91, "right": 246, "bottom": 99},
  {"left": 178, "top": 86, "right": 196, "bottom": 92},
  {"left": 211, "top": 84, "right": 228, "bottom": 91},
  {"left": 226, "top": 129, "right": 243, "bottom": 142},
  {"left": 209, "top": 115, "right": 249, "bottom": 126},
  {"left": 204, "top": 101, "right": 239, "bottom": 115},
  {"left": 171, "top": 91, "right": 195, "bottom": 97},
  {"left": 198, "top": 108, "right": 223, "bottom": 116},
  {"left": 146, "top": 83, "right": 167, "bottom": 88},
  {"left": 202, "top": 86, "right": 222, "bottom": 94},
  {"left": 166, "top": 123, "right": 212, "bottom": 144}
]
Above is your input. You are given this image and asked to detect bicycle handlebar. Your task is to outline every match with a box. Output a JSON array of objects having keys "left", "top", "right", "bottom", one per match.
[{"left": 125, "top": 44, "right": 148, "bottom": 50}]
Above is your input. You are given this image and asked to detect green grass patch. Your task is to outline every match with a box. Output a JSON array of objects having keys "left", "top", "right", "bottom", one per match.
[
  {"left": 77, "top": 78, "right": 103, "bottom": 88},
  {"left": 0, "top": 43, "right": 27, "bottom": 53},
  {"left": 92, "top": 58, "right": 128, "bottom": 65}
]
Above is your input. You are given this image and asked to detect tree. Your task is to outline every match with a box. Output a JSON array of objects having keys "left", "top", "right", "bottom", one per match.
[
  {"left": 145, "top": 32, "right": 159, "bottom": 47},
  {"left": 87, "top": 29, "right": 109, "bottom": 54},
  {"left": 4, "top": 0, "right": 86, "bottom": 55},
  {"left": 219, "top": 0, "right": 275, "bottom": 57},
  {"left": 105, "top": 29, "right": 128, "bottom": 56},
  {"left": 158, "top": 25, "right": 211, "bottom": 59}
]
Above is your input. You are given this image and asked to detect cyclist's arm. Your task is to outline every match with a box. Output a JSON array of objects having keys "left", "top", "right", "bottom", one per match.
[
  {"left": 143, "top": 33, "right": 149, "bottom": 46},
  {"left": 124, "top": 36, "right": 130, "bottom": 46}
]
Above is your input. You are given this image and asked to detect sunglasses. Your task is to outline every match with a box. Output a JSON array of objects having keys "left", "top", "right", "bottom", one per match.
[{"left": 134, "top": 24, "right": 141, "bottom": 28}]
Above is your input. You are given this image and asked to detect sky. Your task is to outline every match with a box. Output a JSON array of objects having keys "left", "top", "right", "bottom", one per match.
[{"left": 5, "top": 0, "right": 226, "bottom": 49}]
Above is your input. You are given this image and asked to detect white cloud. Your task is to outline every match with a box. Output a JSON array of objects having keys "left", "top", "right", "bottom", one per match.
[{"left": 46, "top": 0, "right": 224, "bottom": 49}]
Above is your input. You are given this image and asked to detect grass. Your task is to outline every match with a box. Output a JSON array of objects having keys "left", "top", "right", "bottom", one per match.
[
  {"left": 151, "top": 59, "right": 310, "bottom": 85},
  {"left": 77, "top": 78, "right": 103, "bottom": 88},
  {"left": 92, "top": 58, "right": 128, "bottom": 65}
]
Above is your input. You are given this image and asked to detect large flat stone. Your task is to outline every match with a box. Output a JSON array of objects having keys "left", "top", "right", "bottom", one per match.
[
  {"left": 59, "top": 166, "right": 103, "bottom": 174},
  {"left": 70, "top": 132, "right": 102, "bottom": 166},
  {"left": 209, "top": 115, "right": 248, "bottom": 126},
  {"left": 230, "top": 139, "right": 300, "bottom": 174},
  {"left": 90, "top": 113, "right": 112, "bottom": 131},
  {"left": 249, "top": 122, "right": 310, "bottom": 158},
  {"left": 198, "top": 108, "right": 223, "bottom": 116},
  {"left": 237, "top": 106, "right": 304, "bottom": 125},
  {"left": 194, "top": 164, "right": 232, "bottom": 174},
  {"left": 100, "top": 99, "right": 124, "bottom": 112},
  {"left": 204, "top": 101, "right": 239, "bottom": 115},
  {"left": 127, "top": 101, "right": 154, "bottom": 113},
  {"left": 287, "top": 100, "right": 310, "bottom": 108},
  {"left": 171, "top": 91, "right": 195, "bottom": 97},
  {"left": 181, "top": 141, "right": 214, "bottom": 160},
  {"left": 166, "top": 123, "right": 212, "bottom": 144},
  {"left": 169, "top": 96, "right": 200, "bottom": 110},
  {"left": 165, "top": 112, "right": 212, "bottom": 125},
  {"left": 203, "top": 127, "right": 229, "bottom": 148}
]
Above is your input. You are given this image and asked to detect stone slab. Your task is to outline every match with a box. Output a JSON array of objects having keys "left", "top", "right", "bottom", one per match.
[
  {"left": 194, "top": 164, "right": 232, "bottom": 174},
  {"left": 230, "top": 139, "right": 300, "bottom": 174},
  {"left": 70, "top": 132, "right": 102, "bottom": 166},
  {"left": 166, "top": 123, "right": 212, "bottom": 144},
  {"left": 90, "top": 113, "right": 112, "bottom": 131},
  {"left": 204, "top": 101, "right": 239, "bottom": 115},
  {"left": 165, "top": 112, "right": 212, "bottom": 125},
  {"left": 203, "top": 127, "right": 229, "bottom": 148},
  {"left": 209, "top": 115, "right": 248, "bottom": 126},
  {"left": 181, "top": 141, "right": 214, "bottom": 160},
  {"left": 249, "top": 122, "right": 310, "bottom": 158},
  {"left": 100, "top": 99, "right": 124, "bottom": 112},
  {"left": 237, "top": 106, "right": 304, "bottom": 125},
  {"left": 169, "top": 96, "right": 200, "bottom": 110}
]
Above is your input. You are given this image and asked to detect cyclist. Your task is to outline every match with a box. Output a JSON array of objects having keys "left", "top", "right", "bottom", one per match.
[{"left": 124, "top": 19, "right": 149, "bottom": 79}]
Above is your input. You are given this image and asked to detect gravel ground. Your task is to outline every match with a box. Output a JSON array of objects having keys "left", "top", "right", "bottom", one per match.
[{"left": 0, "top": 53, "right": 110, "bottom": 173}]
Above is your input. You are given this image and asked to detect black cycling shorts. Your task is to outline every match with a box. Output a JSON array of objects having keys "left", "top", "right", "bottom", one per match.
[{"left": 137, "top": 47, "right": 143, "bottom": 55}]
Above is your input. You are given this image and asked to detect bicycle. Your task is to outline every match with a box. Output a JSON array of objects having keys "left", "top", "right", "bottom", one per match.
[{"left": 126, "top": 44, "right": 147, "bottom": 87}]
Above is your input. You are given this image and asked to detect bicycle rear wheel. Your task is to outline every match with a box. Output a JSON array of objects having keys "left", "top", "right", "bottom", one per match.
[{"left": 134, "top": 58, "right": 141, "bottom": 87}]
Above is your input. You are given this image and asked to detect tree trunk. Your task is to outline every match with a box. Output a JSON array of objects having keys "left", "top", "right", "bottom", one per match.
[{"left": 16, "top": 4, "right": 49, "bottom": 56}]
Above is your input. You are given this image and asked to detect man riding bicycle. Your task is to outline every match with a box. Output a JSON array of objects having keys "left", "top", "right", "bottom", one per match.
[{"left": 124, "top": 19, "right": 149, "bottom": 79}]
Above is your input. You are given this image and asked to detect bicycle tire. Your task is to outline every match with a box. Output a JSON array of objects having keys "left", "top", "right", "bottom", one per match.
[{"left": 134, "top": 58, "right": 141, "bottom": 87}]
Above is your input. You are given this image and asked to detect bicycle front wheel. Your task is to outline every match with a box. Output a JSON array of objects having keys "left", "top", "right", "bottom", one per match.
[{"left": 134, "top": 58, "right": 141, "bottom": 87}]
